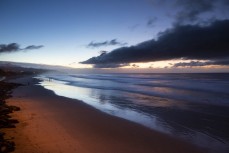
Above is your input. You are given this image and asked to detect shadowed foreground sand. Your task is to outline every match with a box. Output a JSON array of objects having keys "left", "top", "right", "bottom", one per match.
[{"left": 4, "top": 77, "right": 204, "bottom": 153}]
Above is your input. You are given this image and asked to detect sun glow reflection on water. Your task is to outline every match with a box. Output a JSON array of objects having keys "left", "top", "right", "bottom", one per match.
[{"left": 38, "top": 78, "right": 169, "bottom": 134}]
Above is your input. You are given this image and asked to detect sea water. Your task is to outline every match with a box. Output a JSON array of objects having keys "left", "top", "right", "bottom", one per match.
[{"left": 37, "top": 73, "right": 229, "bottom": 153}]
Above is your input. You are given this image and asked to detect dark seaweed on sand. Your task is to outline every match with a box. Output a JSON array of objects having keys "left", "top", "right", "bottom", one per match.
[{"left": 0, "top": 81, "right": 21, "bottom": 153}]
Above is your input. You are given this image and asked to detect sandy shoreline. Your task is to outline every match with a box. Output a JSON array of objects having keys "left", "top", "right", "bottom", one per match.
[{"left": 4, "top": 76, "right": 204, "bottom": 153}]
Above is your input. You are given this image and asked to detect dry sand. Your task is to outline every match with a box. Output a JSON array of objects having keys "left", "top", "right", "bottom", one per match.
[{"left": 4, "top": 76, "right": 205, "bottom": 153}]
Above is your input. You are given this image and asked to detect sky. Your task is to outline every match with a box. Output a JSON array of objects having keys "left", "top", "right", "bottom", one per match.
[{"left": 0, "top": 0, "right": 229, "bottom": 72}]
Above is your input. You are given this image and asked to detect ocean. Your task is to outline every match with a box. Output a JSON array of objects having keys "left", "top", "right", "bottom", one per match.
[{"left": 36, "top": 73, "right": 229, "bottom": 153}]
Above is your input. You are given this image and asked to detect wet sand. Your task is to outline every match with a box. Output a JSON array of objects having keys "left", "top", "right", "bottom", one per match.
[{"left": 4, "top": 76, "right": 205, "bottom": 153}]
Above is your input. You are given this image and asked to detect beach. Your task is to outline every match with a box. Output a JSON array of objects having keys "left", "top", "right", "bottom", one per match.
[
  {"left": 3, "top": 76, "right": 205, "bottom": 153},
  {"left": 1, "top": 0, "right": 229, "bottom": 152}
]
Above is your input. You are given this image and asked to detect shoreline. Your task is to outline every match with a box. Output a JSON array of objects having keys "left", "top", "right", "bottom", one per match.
[{"left": 5, "top": 76, "right": 205, "bottom": 153}]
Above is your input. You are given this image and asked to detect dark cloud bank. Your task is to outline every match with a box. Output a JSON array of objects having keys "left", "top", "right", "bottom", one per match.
[
  {"left": 87, "top": 39, "right": 127, "bottom": 48},
  {"left": 0, "top": 43, "right": 43, "bottom": 53},
  {"left": 81, "top": 19, "right": 229, "bottom": 68}
]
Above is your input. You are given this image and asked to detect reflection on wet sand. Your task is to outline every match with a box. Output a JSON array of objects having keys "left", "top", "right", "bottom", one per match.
[{"left": 37, "top": 73, "right": 229, "bottom": 153}]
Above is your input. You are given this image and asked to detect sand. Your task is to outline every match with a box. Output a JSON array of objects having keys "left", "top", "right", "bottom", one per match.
[{"left": 4, "top": 76, "right": 205, "bottom": 153}]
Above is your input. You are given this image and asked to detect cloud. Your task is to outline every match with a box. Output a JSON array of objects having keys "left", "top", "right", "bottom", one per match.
[
  {"left": 24, "top": 45, "right": 44, "bottom": 50},
  {"left": 81, "top": 19, "right": 229, "bottom": 68},
  {"left": 173, "top": 61, "right": 210, "bottom": 67},
  {"left": 149, "top": 0, "right": 229, "bottom": 25},
  {"left": 0, "top": 43, "right": 20, "bottom": 53},
  {"left": 147, "top": 17, "right": 157, "bottom": 27},
  {"left": 132, "top": 64, "right": 139, "bottom": 68},
  {"left": 128, "top": 24, "right": 140, "bottom": 31},
  {"left": 173, "top": 59, "right": 229, "bottom": 67},
  {"left": 174, "top": 0, "right": 216, "bottom": 24},
  {"left": 87, "top": 39, "right": 127, "bottom": 48},
  {"left": 174, "top": 0, "right": 229, "bottom": 24},
  {"left": 93, "top": 63, "right": 129, "bottom": 68},
  {"left": 0, "top": 43, "right": 44, "bottom": 53}
]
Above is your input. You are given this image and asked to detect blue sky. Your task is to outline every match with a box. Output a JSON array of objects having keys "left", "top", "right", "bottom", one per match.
[
  {"left": 0, "top": 0, "right": 166, "bottom": 65},
  {"left": 0, "top": 0, "right": 229, "bottom": 71}
]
